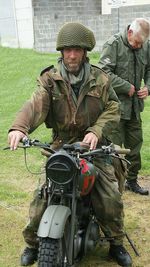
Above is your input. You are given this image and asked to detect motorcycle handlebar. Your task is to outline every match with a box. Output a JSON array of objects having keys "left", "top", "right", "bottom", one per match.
[
  {"left": 81, "top": 146, "right": 130, "bottom": 157},
  {"left": 4, "top": 138, "right": 130, "bottom": 157},
  {"left": 114, "top": 148, "right": 130, "bottom": 155},
  {"left": 3, "top": 138, "right": 55, "bottom": 153},
  {"left": 21, "top": 138, "right": 55, "bottom": 154}
]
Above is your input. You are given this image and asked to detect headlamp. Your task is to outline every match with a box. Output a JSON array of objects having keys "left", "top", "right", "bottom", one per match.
[{"left": 46, "top": 150, "right": 77, "bottom": 185}]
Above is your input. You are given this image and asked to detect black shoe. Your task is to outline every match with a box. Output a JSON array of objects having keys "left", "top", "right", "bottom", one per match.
[
  {"left": 125, "top": 180, "right": 149, "bottom": 195},
  {"left": 21, "top": 247, "right": 38, "bottom": 266},
  {"left": 109, "top": 245, "right": 132, "bottom": 266}
]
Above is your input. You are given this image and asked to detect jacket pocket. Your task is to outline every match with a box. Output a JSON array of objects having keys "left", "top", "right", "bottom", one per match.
[
  {"left": 52, "top": 93, "right": 70, "bottom": 123},
  {"left": 84, "top": 89, "right": 104, "bottom": 125},
  {"left": 86, "top": 87, "right": 102, "bottom": 98}
]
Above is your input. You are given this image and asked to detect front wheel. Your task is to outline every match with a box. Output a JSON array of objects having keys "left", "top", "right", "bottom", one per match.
[{"left": 38, "top": 237, "right": 69, "bottom": 267}]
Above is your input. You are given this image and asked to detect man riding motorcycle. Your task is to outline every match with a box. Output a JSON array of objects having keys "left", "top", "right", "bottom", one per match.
[{"left": 8, "top": 22, "right": 132, "bottom": 267}]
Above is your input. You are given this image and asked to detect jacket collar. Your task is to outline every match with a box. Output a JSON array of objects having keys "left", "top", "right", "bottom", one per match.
[
  {"left": 121, "top": 25, "right": 131, "bottom": 48},
  {"left": 51, "top": 63, "right": 96, "bottom": 86}
]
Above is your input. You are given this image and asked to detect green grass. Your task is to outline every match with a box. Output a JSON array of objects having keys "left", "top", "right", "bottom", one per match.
[
  {"left": 0, "top": 47, "right": 150, "bottom": 267},
  {"left": 141, "top": 98, "right": 150, "bottom": 174}
]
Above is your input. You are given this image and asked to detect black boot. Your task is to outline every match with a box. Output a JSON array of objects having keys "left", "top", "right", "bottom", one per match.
[
  {"left": 20, "top": 247, "right": 38, "bottom": 266},
  {"left": 109, "top": 244, "right": 132, "bottom": 266},
  {"left": 125, "top": 180, "right": 149, "bottom": 195}
]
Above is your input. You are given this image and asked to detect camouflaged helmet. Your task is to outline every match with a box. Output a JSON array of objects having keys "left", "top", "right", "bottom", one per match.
[{"left": 56, "top": 22, "right": 96, "bottom": 51}]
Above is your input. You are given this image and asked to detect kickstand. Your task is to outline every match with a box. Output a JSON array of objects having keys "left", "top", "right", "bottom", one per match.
[{"left": 125, "top": 232, "right": 140, "bottom": 256}]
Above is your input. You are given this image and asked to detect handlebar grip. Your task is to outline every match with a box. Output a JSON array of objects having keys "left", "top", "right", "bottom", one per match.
[{"left": 115, "top": 148, "right": 131, "bottom": 155}]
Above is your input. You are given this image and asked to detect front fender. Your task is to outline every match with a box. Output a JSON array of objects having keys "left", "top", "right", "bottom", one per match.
[{"left": 37, "top": 205, "right": 71, "bottom": 239}]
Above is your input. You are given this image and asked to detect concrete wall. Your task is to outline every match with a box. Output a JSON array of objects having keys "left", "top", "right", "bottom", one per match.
[
  {"left": 32, "top": 0, "right": 102, "bottom": 52},
  {"left": 32, "top": 1, "right": 150, "bottom": 53},
  {"left": 0, "top": 0, "right": 150, "bottom": 52}
]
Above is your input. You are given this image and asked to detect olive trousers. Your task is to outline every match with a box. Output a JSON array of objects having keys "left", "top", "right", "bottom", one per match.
[{"left": 110, "top": 113, "right": 143, "bottom": 181}]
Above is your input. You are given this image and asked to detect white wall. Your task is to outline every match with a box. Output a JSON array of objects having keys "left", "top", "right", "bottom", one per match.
[
  {"left": 0, "top": 0, "right": 18, "bottom": 47},
  {"left": 102, "top": 0, "right": 150, "bottom": 14},
  {"left": 0, "top": 0, "right": 34, "bottom": 48},
  {"left": 14, "top": 0, "right": 34, "bottom": 48}
]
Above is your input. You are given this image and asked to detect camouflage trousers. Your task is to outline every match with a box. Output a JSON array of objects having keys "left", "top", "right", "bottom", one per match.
[
  {"left": 22, "top": 157, "right": 126, "bottom": 248},
  {"left": 91, "top": 157, "right": 126, "bottom": 246}
]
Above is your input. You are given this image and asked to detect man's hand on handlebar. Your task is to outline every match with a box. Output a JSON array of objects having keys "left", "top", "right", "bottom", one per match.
[
  {"left": 8, "top": 130, "right": 27, "bottom": 150},
  {"left": 82, "top": 132, "right": 98, "bottom": 150}
]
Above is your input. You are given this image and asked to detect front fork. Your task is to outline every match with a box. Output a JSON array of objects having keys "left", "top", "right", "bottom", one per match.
[{"left": 68, "top": 172, "right": 78, "bottom": 265}]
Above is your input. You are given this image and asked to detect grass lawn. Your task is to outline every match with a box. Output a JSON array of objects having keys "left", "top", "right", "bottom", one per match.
[{"left": 0, "top": 47, "right": 150, "bottom": 267}]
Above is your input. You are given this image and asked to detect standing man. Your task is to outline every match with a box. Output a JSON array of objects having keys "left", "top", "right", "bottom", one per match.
[
  {"left": 8, "top": 22, "right": 132, "bottom": 266},
  {"left": 99, "top": 18, "right": 150, "bottom": 195}
]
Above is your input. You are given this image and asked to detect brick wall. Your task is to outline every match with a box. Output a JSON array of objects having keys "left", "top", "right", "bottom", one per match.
[{"left": 32, "top": 1, "right": 150, "bottom": 52}]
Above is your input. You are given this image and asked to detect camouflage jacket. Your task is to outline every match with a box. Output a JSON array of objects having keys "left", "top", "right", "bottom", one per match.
[
  {"left": 9, "top": 64, "right": 120, "bottom": 147},
  {"left": 99, "top": 27, "right": 150, "bottom": 120}
]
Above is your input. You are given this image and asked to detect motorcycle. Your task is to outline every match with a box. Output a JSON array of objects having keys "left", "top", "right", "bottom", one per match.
[{"left": 5, "top": 139, "right": 136, "bottom": 266}]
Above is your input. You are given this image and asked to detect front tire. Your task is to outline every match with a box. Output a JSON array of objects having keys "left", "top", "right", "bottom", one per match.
[{"left": 38, "top": 237, "right": 67, "bottom": 267}]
